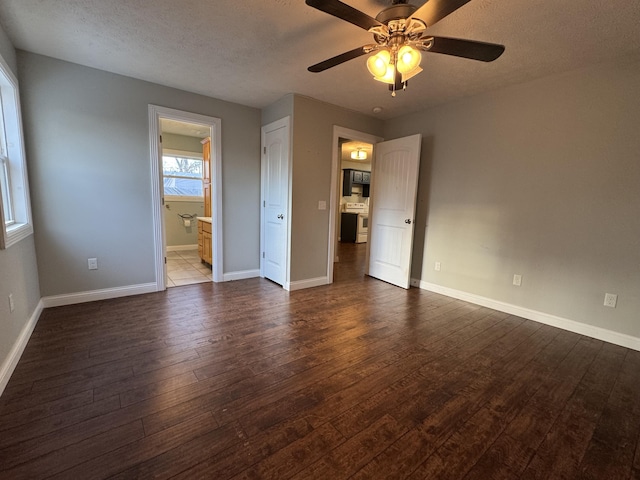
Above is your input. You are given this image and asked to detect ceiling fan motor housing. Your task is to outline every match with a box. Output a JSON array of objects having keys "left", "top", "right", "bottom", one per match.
[{"left": 375, "top": 3, "right": 418, "bottom": 24}]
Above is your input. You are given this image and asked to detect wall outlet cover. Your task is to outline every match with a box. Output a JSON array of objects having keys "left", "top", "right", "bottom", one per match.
[
  {"left": 513, "top": 274, "right": 522, "bottom": 286},
  {"left": 604, "top": 293, "right": 617, "bottom": 308}
]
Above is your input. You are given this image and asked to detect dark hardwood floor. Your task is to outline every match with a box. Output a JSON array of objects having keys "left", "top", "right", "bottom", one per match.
[{"left": 1, "top": 242, "right": 639, "bottom": 479}]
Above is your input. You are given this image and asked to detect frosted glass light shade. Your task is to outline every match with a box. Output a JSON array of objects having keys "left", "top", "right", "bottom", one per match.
[
  {"left": 397, "top": 45, "right": 422, "bottom": 74},
  {"left": 351, "top": 149, "right": 367, "bottom": 160},
  {"left": 367, "top": 50, "right": 394, "bottom": 82}
]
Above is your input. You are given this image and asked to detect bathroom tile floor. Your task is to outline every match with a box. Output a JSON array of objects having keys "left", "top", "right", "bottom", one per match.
[{"left": 166, "top": 248, "right": 212, "bottom": 287}]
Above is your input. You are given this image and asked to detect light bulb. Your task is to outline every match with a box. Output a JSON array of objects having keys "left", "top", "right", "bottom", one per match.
[
  {"left": 397, "top": 45, "right": 421, "bottom": 74},
  {"left": 367, "top": 50, "right": 391, "bottom": 79}
]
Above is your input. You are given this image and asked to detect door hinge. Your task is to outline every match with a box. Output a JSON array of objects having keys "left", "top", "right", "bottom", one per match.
[
  {"left": 263, "top": 200, "right": 265, "bottom": 207},
  {"left": 262, "top": 252, "right": 265, "bottom": 258},
  {"left": 164, "top": 257, "right": 167, "bottom": 264},
  {"left": 162, "top": 197, "right": 165, "bottom": 205},
  {"left": 159, "top": 135, "right": 162, "bottom": 143},
  {"left": 263, "top": 146, "right": 266, "bottom": 154}
]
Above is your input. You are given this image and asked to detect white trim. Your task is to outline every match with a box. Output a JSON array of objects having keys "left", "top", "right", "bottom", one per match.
[
  {"left": 148, "top": 107, "right": 165, "bottom": 291},
  {"left": 41, "top": 283, "right": 157, "bottom": 308},
  {"left": 167, "top": 244, "right": 198, "bottom": 252},
  {"left": 0, "top": 54, "right": 33, "bottom": 250},
  {"left": 413, "top": 279, "right": 640, "bottom": 352},
  {"left": 328, "top": 127, "right": 383, "bottom": 284},
  {"left": 0, "top": 300, "right": 43, "bottom": 397},
  {"left": 148, "top": 105, "right": 224, "bottom": 290},
  {"left": 223, "top": 269, "right": 261, "bottom": 282},
  {"left": 285, "top": 276, "right": 329, "bottom": 292}
]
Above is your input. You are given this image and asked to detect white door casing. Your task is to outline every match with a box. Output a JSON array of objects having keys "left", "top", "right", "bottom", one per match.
[
  {"left": 368, "top": 134, "right": 422, "bottom": 289},
  {"left": 148, "top": 105, "right": 223, "bottom": 289},
  {"left": 261, "top": 117, "right": 290, "bottom": 287}
]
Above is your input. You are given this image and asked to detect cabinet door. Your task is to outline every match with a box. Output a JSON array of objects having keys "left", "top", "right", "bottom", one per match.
[
  {"left": 362, "top": 172, "right": 371, "bottom": 184},
  {"left": 203, "top": 232, "right": 212, "bottom": 264},
  {"left": 353, "top": 171, "right": 363, "bottom": 183},
  {"left": 202, "top": 138, "right": 211, "bottom": 183},
  {"left": 204, "top": 182, "right": 211, "bottom": 217},
  {"left": 342, "top": 169, "right": 352, "bottom": 196}
]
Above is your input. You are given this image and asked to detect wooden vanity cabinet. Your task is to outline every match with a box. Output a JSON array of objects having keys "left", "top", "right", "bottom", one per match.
[{"left": 198, "top": 220, "right": 212, "bottom": 265}]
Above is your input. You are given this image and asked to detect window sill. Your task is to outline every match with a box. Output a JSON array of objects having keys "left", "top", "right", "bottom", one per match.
[
  {"left": 164, "top": 196, "right": 204, "bottom": 203},
  {"left": 3, "top": 221, "right": 33, "bottom": 249}
]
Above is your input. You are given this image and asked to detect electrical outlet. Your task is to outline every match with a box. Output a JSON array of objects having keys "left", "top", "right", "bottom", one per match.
[
  {"left": 513, "top": 274, "right": 522, "bottom": 286},
  {"left": 604, "top": 293, "right": 617, "bottom": 308},
  {"left": 318, "top": 200, "right": 326, "bottom": 210},
  {"left": 8, "top": 293, "right": 14, "bottom": 313},
  {"left": 88, "top": 258, "right": 98, "bottom": 270},
  {"left": 434, "top": 261, "right": 441, "bottom": 271}
]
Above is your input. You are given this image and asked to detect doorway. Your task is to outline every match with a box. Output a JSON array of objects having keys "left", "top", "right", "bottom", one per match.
[
  {"left": 328, "top": 127, "right": 382, "bottom": 284},
  {"left": 149, "top": 105, "right": 223, "bottom": 291},
  {"left": 328, "top": 127, "right": 423, "bottom": 289}
]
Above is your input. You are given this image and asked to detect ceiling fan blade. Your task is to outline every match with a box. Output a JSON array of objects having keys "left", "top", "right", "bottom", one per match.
[
  {"left": 410, "top": 0, "right": 472, "bottom": 27},
  {"left": 308, "top": 46, "right": 372, "bottom": 73},
  {"left": 306, "top": 0, "right": 383, "bottom": 31},
  {"left": 425, "top": 36, "right": 505, "bottom": 62}
]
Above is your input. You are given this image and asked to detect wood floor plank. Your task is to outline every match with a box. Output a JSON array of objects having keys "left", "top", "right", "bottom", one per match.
[{"left": 0, "top": 243, "right": 637, "bottom": 479}]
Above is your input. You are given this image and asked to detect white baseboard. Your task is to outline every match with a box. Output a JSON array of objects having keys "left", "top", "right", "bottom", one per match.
[
  {"left": 0, "top": 299, "right": 44, "bottom": 397},
  {"left": 285, "top": 276, "right": 329, "bottom": 292},
  {"left": 413, "top": 279, "right": 640, "bottom": 352},
  {"left": 41, "top": 283, "right": 158, "bottom": 308},
  {"left": 223, "top": 269, "right": 260, "bottom": 282},
  {"left": 167, "top": 244, "right": 198, "bottom": 252}
]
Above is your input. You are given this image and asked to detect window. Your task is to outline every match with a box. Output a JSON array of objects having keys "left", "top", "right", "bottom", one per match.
[
  {"left": 0, "top": 55, "right": 32, "bottom": 249},
  {"left": 162, "top": 151, "right": 203, "bottom": 200}
]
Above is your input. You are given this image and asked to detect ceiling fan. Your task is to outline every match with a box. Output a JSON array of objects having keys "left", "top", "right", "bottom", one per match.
[{"left": 306, "top": 0, "right": 505, "bottom": 95}]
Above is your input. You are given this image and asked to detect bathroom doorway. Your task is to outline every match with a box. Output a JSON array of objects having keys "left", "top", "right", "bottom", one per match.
[{"left": 149, "top": 105, "right": 223, "bottom": 290}]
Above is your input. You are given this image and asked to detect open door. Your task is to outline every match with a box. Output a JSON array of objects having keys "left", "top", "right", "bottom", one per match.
[{"left": 368, "top": 134, "right": 422, "bottom": 289}]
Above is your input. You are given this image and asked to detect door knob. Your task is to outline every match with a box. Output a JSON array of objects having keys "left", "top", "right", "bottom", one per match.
[
  {"left": 277, "top": 214, "right": 284, "bottom": 219},
  {"left": 405, "top": 219, "right": 412, "bottom": 224}
]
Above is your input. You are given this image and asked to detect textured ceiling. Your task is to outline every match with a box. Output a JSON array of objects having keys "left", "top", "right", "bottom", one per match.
[{"left": 1, "top": 0, "right": 639, "bottom": 119}]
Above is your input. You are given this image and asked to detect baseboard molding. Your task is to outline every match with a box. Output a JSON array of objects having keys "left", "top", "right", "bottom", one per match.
[
  {"left": 223, "top": 269, "right": 260, "bottom": 282},
  {"left": 413, "top": 279, "right": 640, "bottom": 352},
  {"left": 285, "top": 276, "right": 329, "bottom": 292},
  {"left": 41, "top": 283, "right": 158, "bottom": 308},
  {"left": 167, "top": 244, "right": 197, "bottom": 252},
  {"left": 0, "top": 299, "right": 44, "bottom": 397}
]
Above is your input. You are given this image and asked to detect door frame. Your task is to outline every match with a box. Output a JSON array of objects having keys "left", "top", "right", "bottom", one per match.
[
  {"left": 327, "top": 126, "right": 383, "bottom": 284},
  {"left": 260, "top": 116, "right": 292, "bottom": 289},
  {"left": 148, "top": 105, "right": 223, "bottom": 290}
]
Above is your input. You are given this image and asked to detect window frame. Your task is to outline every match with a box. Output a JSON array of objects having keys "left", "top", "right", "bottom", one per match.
[
  {"left": 161, "top": 148, "right": 205, "bottom": 202},
  {"left": 0, "top": 54, "right": 32, "bottom": 249}
]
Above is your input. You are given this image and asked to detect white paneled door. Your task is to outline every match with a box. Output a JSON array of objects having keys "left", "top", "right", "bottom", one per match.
[
  {"left": 261, "top": 118, "right": 290, "bottom": 286},
  {"left": 368, "top": 134, "right": 422, "bottom": 289}
]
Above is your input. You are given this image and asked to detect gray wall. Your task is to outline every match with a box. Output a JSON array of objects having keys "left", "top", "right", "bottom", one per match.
[
  {"left": 18, "top": 52, "right": 261, "bottom": 297},
  {"left": 0, "top": 27, "right": 40, "bottom": 385},
  {"left": 164, "top": 200, "right": 203, "bottom": 247},
  {"left": 385, "top": 58, "right": 640, "bottom": 339},
  {"left": 289, "top": 95, "right": 383, "bottom": 281}
]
